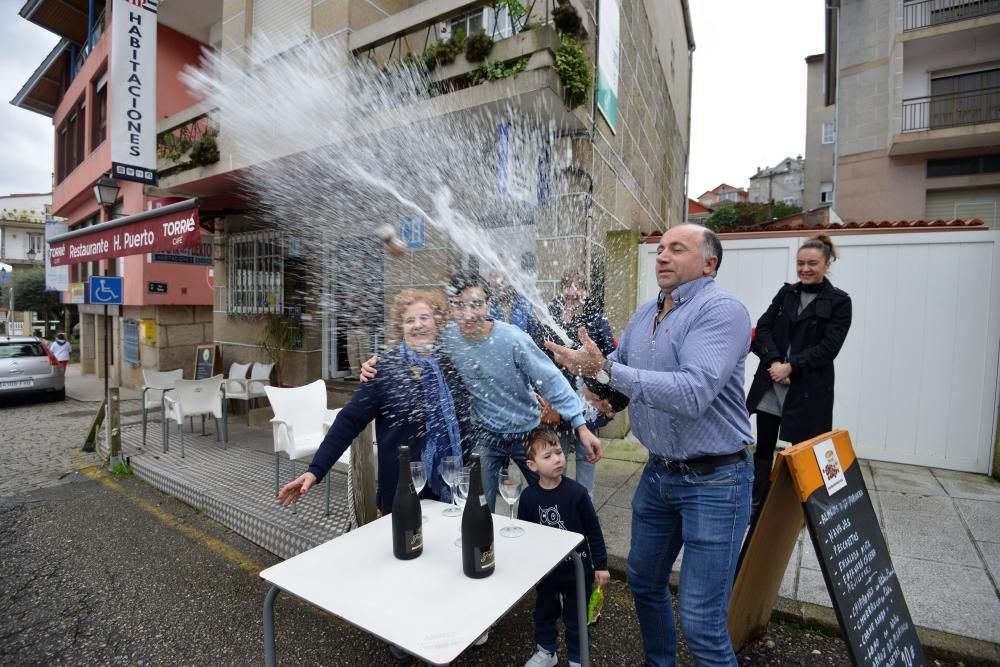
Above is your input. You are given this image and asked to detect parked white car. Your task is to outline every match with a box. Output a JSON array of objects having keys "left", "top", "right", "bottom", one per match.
[{"left": 0, "top": 335, "right": 65, "bottom": 402}]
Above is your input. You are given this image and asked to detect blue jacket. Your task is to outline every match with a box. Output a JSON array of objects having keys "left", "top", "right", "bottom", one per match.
[
  {"left": 489, "top": 292, "right": 540, "bottom": 344},
  {"left": 307, "top": 348, "right": 472, "bottom": 512}
]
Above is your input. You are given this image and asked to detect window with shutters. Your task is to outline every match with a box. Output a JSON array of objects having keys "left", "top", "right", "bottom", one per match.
[
  {"left": 252, "top": 0, "right": 311, "bottom": 61},
  {"left": 227, "top": 230, "right": 284, "bottom": 315}
]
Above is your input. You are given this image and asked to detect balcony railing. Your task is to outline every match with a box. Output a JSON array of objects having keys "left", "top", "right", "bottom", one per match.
[
  {"left": 903, "top": 0, "right": 1000, "bottom": 31},
  {"left": 901, "top": 86, "right": 1000, "bottom": 131}
]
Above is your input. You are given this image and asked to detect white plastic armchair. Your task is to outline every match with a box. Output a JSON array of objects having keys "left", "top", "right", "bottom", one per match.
[
  {"left": 141, "top": 368, "right": 183, "bottom": 448},
  {"left": 265, "top": 380, "right": 338, "bottom": 515},
  {"left": 162, "top": 375, "right": 227, "bottom": 457},
  {"left": 224, "top": 362, "right": 253, "bottom": 422},
  {"left": 247, "top": 362, "right": 273, "bottom": 399}
]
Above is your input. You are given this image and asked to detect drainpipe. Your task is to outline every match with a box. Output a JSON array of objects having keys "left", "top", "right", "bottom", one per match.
[{"left": 681, "top": 0, "right": 694, "bottom": 227}]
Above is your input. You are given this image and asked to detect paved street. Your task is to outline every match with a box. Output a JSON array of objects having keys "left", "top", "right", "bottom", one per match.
[{"left": 0, "top": 397, "right": 966, "bottom": 665}]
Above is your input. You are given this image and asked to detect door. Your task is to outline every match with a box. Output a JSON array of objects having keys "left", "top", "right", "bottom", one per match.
[{"left": 323, "top": 237, "right": 384, "bottom": 379}]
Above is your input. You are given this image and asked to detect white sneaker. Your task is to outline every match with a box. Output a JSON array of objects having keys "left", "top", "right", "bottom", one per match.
[
  {"left": 473, "top": 630, "right": 489, "bottom": 646},
  {"left": 569, "top": 662, "right": 582, "bottom": 667},
  {"left": 524, "top": 645, "right": 558, "bottom": 667}
]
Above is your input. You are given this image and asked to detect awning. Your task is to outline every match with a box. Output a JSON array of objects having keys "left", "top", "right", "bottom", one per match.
[
  {"left": 19, "top": 0, "right": 91, "bottom": 46},
  {"left": 48, "top": 198, "right": 203, "bottom": 267},
  {"left": 10, "top": 38, "right": 70, "bottom": 118}
]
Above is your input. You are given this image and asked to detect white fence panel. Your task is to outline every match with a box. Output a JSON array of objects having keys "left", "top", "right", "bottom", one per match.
[{"left": 638, "top": 230, "right": 1000, "bottom": 473}]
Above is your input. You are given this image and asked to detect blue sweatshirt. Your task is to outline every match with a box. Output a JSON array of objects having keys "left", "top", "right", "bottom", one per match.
[
  {"left": 517, "top": 476, "right": 608, "bottom": 588},
  {"left": 442, "top": 320, "right": 585, "bottom": 433}
]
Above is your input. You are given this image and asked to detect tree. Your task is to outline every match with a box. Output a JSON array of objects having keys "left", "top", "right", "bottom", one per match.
[
  {"left": 12, "top": 268, "right": 63, "bottom": 337},
  {"left": 705, "top": 205, "right": 738, "bottom": 230}
]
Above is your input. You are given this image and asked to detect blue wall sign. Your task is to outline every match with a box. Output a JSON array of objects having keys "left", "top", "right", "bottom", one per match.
[
  {"left": 88, "top": 276, "right": 124, "bottom": 305},
  {"left": 399, "top": 215, "right": 425, "bottom": 249}
]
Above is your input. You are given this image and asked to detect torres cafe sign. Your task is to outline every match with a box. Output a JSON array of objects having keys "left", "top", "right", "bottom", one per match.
[
  {"left": 47, "top": 199, "right": 202, "bottom": 267},
  {"left": 111, "top": 0, "right": 158, "bottom": 185}
]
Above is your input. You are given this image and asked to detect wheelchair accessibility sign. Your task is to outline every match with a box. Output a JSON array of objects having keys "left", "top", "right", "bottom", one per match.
[{"left": 88, "top": 276, "right": 124, "bottom": 305}]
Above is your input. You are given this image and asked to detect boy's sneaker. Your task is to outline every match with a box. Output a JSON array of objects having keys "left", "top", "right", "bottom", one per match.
[
  {"left": 569, "top": 662, "right": 582, "bottom": 667},
  {"left": 524, "top": 645, "right": 558, "bottom": 667}
]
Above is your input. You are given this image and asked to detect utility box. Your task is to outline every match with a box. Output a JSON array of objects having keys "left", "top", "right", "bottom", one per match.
[{"left": 140, "top": 319, "right": 157, "bottom": 345}]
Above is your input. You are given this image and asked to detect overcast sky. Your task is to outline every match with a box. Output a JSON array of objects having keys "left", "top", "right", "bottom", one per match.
[
  {"left": 1, "top": 13, "right": 59, "bottom": 196},
  {"left": 0, "top": 1, "right": 824, "bottom": 199},
  {"left": 687, "top": 0, "right": 825, "bottom": 197}
]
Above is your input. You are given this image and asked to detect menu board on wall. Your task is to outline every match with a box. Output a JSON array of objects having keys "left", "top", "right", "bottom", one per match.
[{"left": 730, "top": 430, "right": 927, "bottom": 667}]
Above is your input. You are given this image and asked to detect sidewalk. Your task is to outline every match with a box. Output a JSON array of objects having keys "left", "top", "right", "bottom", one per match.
[
  {"left": 63, "top": 364, "right": 141, "bottom": 401},
  {"left": 75, "top": 368, "right": 1000, "bottom": 663}
]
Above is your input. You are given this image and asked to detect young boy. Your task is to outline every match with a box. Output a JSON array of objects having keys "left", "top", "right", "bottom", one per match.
[{"left": 518, "top": 427, "right": 610, "bottom": 667}]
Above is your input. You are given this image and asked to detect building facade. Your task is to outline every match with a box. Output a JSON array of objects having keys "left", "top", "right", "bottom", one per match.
[
  {"left": 827, "top": 0, "right": 1000, "bottom": 227},
  {"left": 748, "top": 156, "right": 805, "bottom": 207},
  {"left": 803, "top": 53, "right": 835, "bottom": 210},
  {"left": 13, "top": 0, "right": 219, "bottom": 387},
  {"left": 0, "top": 193, "right": 51, "bottom": 335},
  {"left": 696, "top": 183, "right": 748, "bottom": 208},
  {"left": 146, "top": 0, "right": 694, "bottom": 387}
]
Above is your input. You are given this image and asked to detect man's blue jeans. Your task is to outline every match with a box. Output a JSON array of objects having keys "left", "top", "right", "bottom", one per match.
[
  {"left": 556, "top": 422, "right": 596, "bottom": 497},
  {"left": 474, "top": 426, "right": 539, "bottom": 512},
  {"left": 626, "top": 450, "right": 752, "bottom": 667}
]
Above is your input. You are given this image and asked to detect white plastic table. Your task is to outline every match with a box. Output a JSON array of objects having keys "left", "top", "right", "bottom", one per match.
[{"left": 261, "top": 499, "right": 589, "bottom": 666}]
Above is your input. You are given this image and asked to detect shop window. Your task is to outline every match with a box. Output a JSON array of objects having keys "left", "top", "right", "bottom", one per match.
[{"left": 227, "top": 230, "right": 284, "bottom": 315}]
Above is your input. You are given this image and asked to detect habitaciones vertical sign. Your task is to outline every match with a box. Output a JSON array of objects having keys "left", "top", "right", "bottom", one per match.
[{"left": 110, "top": 0, "right": 158, "bottom": 185}]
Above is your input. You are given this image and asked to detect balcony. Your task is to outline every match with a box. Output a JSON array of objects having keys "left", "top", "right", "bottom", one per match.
[
  {"left": 903, "top": 0, "right": 1000, "bottom": 31},
  {"left": 891, "top": 87, "right": 1000, "bottom": 155}
]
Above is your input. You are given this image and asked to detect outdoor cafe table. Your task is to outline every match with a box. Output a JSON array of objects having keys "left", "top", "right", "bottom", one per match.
[{"left": 261, "top": 499, "right": 590, "bottom": 666}]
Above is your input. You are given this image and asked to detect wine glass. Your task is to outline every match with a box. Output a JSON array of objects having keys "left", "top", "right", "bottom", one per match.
[
  {"left": 453, "top": 470, "right": 471, "bottom": 547},
  {"left": 410, "top": 461, "right": 428, "bottom": 522},
  {"left": 441, "top": 455, "right": 462, "bottom": 516},
  {"left": 498, "top": 464, "right": 526, "bottom": 538}
]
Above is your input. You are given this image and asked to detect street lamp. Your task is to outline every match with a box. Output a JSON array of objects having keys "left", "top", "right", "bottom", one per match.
[
  {"left": 93, "top": 175, "right": 120, "bottom": 212},
  {"left": 26, "top": 249, "right": 36, "bottom": 263}
]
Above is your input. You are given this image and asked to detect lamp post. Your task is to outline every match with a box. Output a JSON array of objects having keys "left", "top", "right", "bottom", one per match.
[{"left": 93, "top": 174, "right": 120, "bottom": 461}]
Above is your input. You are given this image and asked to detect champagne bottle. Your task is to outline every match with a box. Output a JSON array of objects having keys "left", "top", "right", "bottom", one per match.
[
  {"left": 391, "top": 446, "right": 422, "bottom": 560},
  {"left": 461, "top": 453, "right": 494, "bottom": 578}
]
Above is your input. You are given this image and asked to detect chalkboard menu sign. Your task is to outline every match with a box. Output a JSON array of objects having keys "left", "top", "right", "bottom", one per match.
[
  {"left": 730, "top": 430, "right": 927, "bottom": 667},
  {"left": 194, "top": 344, "right": 221, "bottom": 380}
]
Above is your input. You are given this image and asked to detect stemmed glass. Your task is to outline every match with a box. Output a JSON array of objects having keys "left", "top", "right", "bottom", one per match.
[
  {"left": 453, "top": 470, "right": 471, "bottom": 547},
  {"left": 498, "top": 463, "right": 526, "bottom": 538},
  {"left": 410, "top": 461, "right": 428, "bottom": 522},
  {"left": 441, "top": 455, "right": 462, "bottom": 516}
]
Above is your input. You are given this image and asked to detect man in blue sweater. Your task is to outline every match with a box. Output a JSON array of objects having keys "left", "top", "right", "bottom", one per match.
[{"left": 363, "top": 271, "right": 602, "bottom": 510}]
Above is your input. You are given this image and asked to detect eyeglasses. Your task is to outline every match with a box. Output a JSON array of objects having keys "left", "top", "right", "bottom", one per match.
[{"left": 449, "top": 299, "right": 486, "bottom": 311}]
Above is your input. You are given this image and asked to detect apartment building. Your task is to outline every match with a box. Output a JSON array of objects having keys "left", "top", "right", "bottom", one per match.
[
  {"left": 146, "top": 0, "right": 694, "bottom": 386},
  {"left": 748, "top": 156, "right": 805, "bottom": 207},
  {"left": 826, "top": 0, "right": 1000, "bottom": 227},
  {"left": 803, "top": 53, "right": 836, "bottom": 210},
  {"left": 12, "top": 0, "right": 219, "bottom": 387},
  {"left": 0, "top": 193, "right": 50, "bottom": 335},
  {"left": 696, "top": 183, "right": 748, "bottom": 208}
]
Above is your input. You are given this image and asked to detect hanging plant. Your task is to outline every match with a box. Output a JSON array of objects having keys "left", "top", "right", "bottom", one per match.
[
  {"left": 464, "top": 30, "right": 494, "bottom": 62},
  {"left": 554, "top": 36, "right": 592, "bottom": 109},
  {"left": 552, "top": 3, "right": 583, "bottom": 38}
]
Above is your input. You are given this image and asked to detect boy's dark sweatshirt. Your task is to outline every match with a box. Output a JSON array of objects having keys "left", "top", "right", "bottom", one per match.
[{"left": 517, "top": 476, "right": 608, "bottom": 588}]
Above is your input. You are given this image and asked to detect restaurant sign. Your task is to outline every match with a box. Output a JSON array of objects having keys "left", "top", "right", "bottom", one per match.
[{"left": 49, "top": 205, "right": 201, "bottom": 267}]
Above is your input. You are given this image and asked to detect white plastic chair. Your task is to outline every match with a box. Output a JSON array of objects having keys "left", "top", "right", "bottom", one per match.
[
  {"left": 162, "top": 375, "right": 228, "bottom": 457},
  {"left": 226, "top": 362, "right": 273, "bottom": 422},
  {"left": 141, "top": 368, "right": 183, "bottom": 448},
  {"left": 265, "top": 380, "right": 339, "bottom": 515},
  {"left": 224, "top": 361, "right": 253, "bottom": 421}
]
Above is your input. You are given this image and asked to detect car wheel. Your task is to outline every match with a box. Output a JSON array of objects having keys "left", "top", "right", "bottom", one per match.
[{"left": 51, "top": 387, "right": 66, "bottom": 402}]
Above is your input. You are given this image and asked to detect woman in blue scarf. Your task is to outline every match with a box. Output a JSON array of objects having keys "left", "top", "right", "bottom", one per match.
[{"left": 277, "top": 289, "right": 470, "bottom": 513}]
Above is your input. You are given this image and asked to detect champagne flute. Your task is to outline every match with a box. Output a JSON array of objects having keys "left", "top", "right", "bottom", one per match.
[
  {"left": 453, "top": 470, "right": 471, "bottom": 547},
  {"left": 498, "top": 464, "right": 526, "bottom": 538},
  {"left": 410, "top": 461, "right": 428, "bottom": 522},
  {"left": 441, "top": 455, "right": 462, "bottom": 516}
]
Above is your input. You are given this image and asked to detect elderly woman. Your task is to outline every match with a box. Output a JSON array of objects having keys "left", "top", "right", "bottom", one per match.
[{"left": 277, "top": 288, "right": 470, "bottom": 514}]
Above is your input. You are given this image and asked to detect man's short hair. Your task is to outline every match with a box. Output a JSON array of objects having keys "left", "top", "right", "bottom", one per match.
[
  {"left": 447, "top": 271, "right": 492, "bottom": 301},
  {"left": 700, "top": 226, "right": 723, "bottom": 275},
  {"left": 524, "top": 427, "right": 561, "bottom": 460}
]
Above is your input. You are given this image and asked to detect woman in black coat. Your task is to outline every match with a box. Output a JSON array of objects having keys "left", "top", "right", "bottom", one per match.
[{"left": 746, "top": 235, "right": 852, "bottom": 513}]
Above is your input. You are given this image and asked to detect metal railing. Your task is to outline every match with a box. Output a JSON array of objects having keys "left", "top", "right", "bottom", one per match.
[
  {"left": 903, "top": 0, "right": 1000, "bottom": 31},
  {"left": 901, "top": 86, "right": 1000, "bottom": 131}
]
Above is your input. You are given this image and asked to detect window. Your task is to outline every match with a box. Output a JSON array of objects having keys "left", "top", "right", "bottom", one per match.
[
  {"left": 927, "top": 154, "right": 1000, "bottom": 178},
  {"left": 822, "top": 122, "right": 836, "bottom": 144},
  {"left": 930, "top": 68, "right": 1000, "bottom": 129},
  {"left": 820, "top": 182, "right": 834, "bottom": 203},
  {"left": 252, "top": 0, "right": 310, "bottom": 60},
  {"left": 91, "top": 70, "right": 108, "bottom": 149},
  {"left": 784, "top": 195, "right": 797, "bottom": 205},
  {"left": 449, "top": 5, "right": 516, "bottom": 41},
  {"left": 784, "top": 174, "right": 796, "bottom": 184},
  {"left": 123, "top": 319, "right": 140, "bottom": 367},
  {"left": 227, "top": 230, "right": 284, "bottom": 315},
  {"left": 56, "top": 98, "right": 86, "bottom": 182},
  {"left": 27, "top": 233, "right": 44, "bottom": 258}
]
